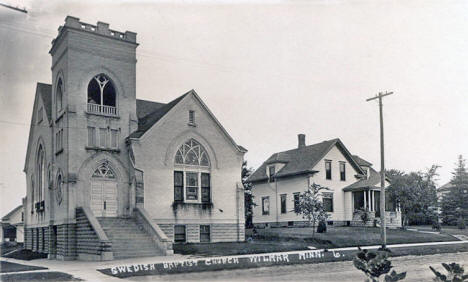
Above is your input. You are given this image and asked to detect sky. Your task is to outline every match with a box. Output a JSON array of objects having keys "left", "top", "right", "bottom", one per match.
[{"left": 0, "top": 0, "right": 467, "bottom": 215}]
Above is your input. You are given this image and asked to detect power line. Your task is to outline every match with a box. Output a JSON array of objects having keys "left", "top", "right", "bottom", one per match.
[{"left": 0, "top": 2, "right": 27, "bottom": 13}]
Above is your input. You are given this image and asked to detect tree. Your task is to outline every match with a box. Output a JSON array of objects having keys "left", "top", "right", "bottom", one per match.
[
  {"left": 294, "top": 183, "right": 330, "bottom": 237},
  {"left": 441, "top": 155, "right": 468, "bottom": 226},
  {"left": 242, "top": 161, "right": 255, "bottom": 228},
  {"left": 387, "top": 165, "right": 439, "bottom": 226}
]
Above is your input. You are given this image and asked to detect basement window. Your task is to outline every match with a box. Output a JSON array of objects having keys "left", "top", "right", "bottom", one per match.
[
  {"left": 174, "top": 225, "right": 186, "bottom": 243},
  {"left": 200, "top": 225, "right": 210, "bottom": 243}
]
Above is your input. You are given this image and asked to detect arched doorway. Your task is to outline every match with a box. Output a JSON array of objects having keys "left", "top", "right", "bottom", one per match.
[{"left": 90, "top": 161, "right": 118, "bottom": 217}]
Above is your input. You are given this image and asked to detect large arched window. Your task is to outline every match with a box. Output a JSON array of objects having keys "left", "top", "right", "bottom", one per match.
[
  {"left": 56, "top": 172, "right": 63, "bottom": 206},
  {"left": 87, "top": 74, "right": 116, "bottom": 115},
  {"left": 36, "top": 145, "right": 45, "bottom": 205},
  {"left": 173, "top": 139, "right": 211, "bottom": 203},
  {"left": 56, "top": 78, "right": 63, "bottom": 114}
]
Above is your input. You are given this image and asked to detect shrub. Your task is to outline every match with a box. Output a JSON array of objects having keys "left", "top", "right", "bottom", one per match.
[
  {"left": 430, "top": 262, "right": 468, "bottom": 281},
  {"left": 432, "top": 219, "right": 441, "bottom": 231},
  {"left": 317, "top": 220, "right": 327, "bottom": 233},
  {"left": 457, "top": 217, "right": 466, "bottom": 230},
  {"left": 353, "top": 247, "right": 406, "bottom": 282}
]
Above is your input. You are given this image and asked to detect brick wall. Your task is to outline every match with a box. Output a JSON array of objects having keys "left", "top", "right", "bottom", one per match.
[
  {"left": 25, "top": 228, "right": 33, "bottom": 250},
  {"left": 158, "top": 224, "right": 174, "bottom": 241},
  {"left": 57, "top": 224, "right": 76, "bottom": 260}
]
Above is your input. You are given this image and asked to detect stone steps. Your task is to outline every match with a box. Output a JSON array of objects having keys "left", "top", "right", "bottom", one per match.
[{"left": 98, "top": 217, "right": 163, "bottom": 259}]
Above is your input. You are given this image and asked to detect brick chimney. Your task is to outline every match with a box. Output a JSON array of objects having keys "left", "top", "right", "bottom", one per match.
[{"left": 298, "top": 134, "right": 306, "bottom": 148}]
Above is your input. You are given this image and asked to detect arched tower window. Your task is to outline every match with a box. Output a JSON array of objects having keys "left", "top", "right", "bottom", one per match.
[
  {"left": 56, "top": 78, "right": 63, "bottom": 114},
  {"left": 173, "top": 139, "right": 211, "bottom": 203},
  {"left": 56, "top": 172, "right": 63, "bottom": 206},
  {"left": 87, "top": 74, "right": 117, "bottom": 115}
]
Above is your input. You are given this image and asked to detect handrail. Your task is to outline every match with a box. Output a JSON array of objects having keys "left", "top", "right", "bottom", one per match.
[
  {"left": 134, "top": 207, "right": 173, "bottom": 255},
  {"left": 77, "top": 207, "right": 110, "bottom": 242}
]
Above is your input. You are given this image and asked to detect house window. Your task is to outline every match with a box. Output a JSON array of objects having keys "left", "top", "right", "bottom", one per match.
[
  {"left": 262, "top": 196, "right": 270, "bottom": 215},
  {"left": 56, "top": 78, "right": 63, "bottom": 115},
  {"left": 174, "top": 139, "right": 211, "bottom": 203},
  {"left": 189, "top": 110, "right": 195, "bottom": 125},
  {"left": 293, "top": 193, "right": 300, "bottom": 213},
  {"left": 99, "top": 128, "right": 107, "bottom": 148},
  {"left": 340, "top": 162, "right": 346, "bottom": 181},
  {"left": 268, "top": 166, "right": 275, "bottom": 182},
  {"left": 325, "top": 160, "right": 332, "bottom": 180},
  {"left": 174, "top": 225, "right": 186, "bottom": 243},
  {"left": 200, "top": 225, "right": 210, "bottom": 243},
  {"left": 323, "top": 192, "right": 333, "bottom": 212},
  {"left": 87, "top": 74, "right": 117, "bottom": 116},
  {"left": 280, "top": 194, "right": 287, "bottom": 214},
  {"left": 38, "top": 107, "right": 43, "bottom": 123},
  {"left": 87, "top": 127, "right": 96, "bottom": 147}
]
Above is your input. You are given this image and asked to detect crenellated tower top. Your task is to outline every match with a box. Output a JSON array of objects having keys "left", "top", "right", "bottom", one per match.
[{"left": 50, "top": 16, "right": 137, "bottom": 53}]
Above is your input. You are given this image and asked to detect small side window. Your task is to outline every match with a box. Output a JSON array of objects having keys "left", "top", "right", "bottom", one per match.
[{"left": 174, "top": 225, "right": 186, "bottom": 243}]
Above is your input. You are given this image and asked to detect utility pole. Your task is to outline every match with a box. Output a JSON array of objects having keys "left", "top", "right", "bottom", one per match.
[{"left": 366, "top": 91, "right": 394, "bottom": 249}]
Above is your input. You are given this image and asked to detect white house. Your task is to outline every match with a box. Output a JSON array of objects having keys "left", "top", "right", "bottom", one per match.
[
  {"left": 248, "top": 134, "right": 401, "bottom": 228},
  {"left": 1, "top": 204, "right": 24, "bottom": 243}
]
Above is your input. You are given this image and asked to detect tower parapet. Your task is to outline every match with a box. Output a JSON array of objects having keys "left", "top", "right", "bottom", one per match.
[{"left": 51, "top": 16, "right": 137, "bottom": 52}]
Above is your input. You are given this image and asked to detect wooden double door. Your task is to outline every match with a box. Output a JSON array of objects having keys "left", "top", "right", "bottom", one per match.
[{"left": 91, "top": 180, "right": 118, "bottom": 217}]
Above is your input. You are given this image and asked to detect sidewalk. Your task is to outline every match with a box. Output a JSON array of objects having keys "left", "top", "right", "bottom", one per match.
[{"left": 2, "top": 240, "right": 468, "bottom": 281}]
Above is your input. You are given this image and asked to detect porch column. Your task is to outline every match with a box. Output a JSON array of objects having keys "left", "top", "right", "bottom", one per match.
[
  {"left": 364, "top": 191, "right": 367, "bottom": 211},
  {"left": 371, "top": 190, "right": 374, "bottom": 211}
]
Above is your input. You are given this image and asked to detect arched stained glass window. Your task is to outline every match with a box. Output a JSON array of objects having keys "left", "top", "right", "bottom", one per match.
[
  {"left": 92, "top": 161, "right": 116, "bottom": 179},
  {"left": 56, "top": 78, "right": 63, "bottom": 114},
  {"left": 174, "top": 139, "right": 210, "bottom": 167}
]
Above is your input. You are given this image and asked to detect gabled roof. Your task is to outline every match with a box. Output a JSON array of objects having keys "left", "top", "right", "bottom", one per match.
[
  {"left": 128, "top": 90, "right": 247, "bottom": 153},
  {"left": 1, "top": 205, "right": 23, "bottom": 221},
  {"left": 352, "top": 155, "right": 373, "bottom": 167},
  {"left": 37, "top": 83, "right": 52, "bottom": 122},
  {"left": 24, "top": 83, "right": 52, "bottom": 172},
  {"left": 128, "top": 91, "right": 191, "bottom": 139},
  {"left": 248, "top": 138, "right": 364, "bottom": 183},
  {"left": 438, "top": 182, "right": 454, "bottom": 192}
]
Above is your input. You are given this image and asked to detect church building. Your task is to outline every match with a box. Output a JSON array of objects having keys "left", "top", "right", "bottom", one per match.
[{"left": 23, "top": 16, "right": 246, "bottom": 261}]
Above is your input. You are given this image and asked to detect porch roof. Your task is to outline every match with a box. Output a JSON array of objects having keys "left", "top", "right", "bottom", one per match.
[{"left": 342, "top": 166, "right": 382, "bottom": 192}]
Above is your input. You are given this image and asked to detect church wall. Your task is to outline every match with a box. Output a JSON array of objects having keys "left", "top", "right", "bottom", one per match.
[{"left": 133, "top": 94, "right": 245, "bottom": 241}]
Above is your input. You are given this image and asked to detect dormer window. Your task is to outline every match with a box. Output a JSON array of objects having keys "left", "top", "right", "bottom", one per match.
[
  {"left": 87, "top": 74, "right": 117, "bottom": 116},
  {"left": 268, "top": 166, "right": 275, "bottom": 182}
]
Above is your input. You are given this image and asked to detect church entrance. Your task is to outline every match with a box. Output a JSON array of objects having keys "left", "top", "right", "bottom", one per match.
[{"left": 90, "top": 162, "right": 118, "bottom": 217}]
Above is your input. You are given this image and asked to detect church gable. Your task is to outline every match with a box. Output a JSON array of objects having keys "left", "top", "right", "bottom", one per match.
[
  {"left": 24, "top": 83, "right": 52, "bottom": 173},
  {"left": 130, "top": 90, "right": 246, "bottom": 155}
]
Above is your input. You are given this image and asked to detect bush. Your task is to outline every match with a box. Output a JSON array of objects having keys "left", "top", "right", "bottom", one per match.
[
  {"left": 317, "top": 220, "right": 327, "bottom": 233},
  {"left": 353, "top": 248, "right": 406, "bottom": 282},
  {"left": 430, "top": 262, "right": 468, "bottom": 281},
  {"left": 457, "top": 217, "right": 466, "bottom": 230}
]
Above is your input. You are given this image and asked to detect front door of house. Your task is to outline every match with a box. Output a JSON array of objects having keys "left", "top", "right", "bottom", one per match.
[{"left": 90, "top": 161, "right": 118, "bottom": 217}]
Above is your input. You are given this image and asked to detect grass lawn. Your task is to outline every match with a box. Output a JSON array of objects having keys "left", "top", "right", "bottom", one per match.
[
  {"left": 3, "top": 249, "right": 48, "bottom": 261},
  {"left": 0, "top": 261, "right": 47, "bottom": 273},
  {"left": 254, "top": 226, "right": 457, "bottom": 248},
  {"left": 0, "top": 271, "right": 82, "bottom": 281},
  {"left": 411, "top": 225, "right": 468, "bottom": 236}
]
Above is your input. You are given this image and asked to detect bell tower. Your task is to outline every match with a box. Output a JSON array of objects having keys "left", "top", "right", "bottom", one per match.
[{"left": 48, "top": 16, "right": 138, "bottom": 218}]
